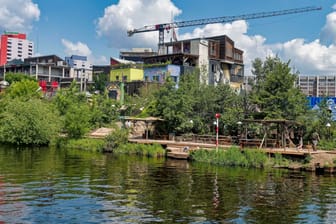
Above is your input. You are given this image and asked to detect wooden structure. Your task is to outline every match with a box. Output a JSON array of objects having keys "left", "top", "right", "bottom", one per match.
[
  {"left": 239, "top": 119, "right": 303, "bottom": 149},
  {"left": 123, "top": 116, "right": 164, "bottom": 139}
]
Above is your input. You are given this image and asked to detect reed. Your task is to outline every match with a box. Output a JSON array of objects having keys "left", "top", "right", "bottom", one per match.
[
  {"left": 113, "top": 143, "right": 165, "bottom": 157},
  {"left": 190, "top": 147, "right": 270, "bottom": 168}
]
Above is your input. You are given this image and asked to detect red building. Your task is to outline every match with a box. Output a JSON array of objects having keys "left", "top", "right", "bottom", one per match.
[{"left": 0, "top": 32, "right": 33, "bottom": 66}]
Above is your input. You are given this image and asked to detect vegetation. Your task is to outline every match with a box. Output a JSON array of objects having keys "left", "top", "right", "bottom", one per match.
[
  {"left": 58, "top": 138, "right": 106, "bottom": 152},
  {"left": 190, "top": 147, "right": 269, "bottom": 168},
  {"left": 0, "top": 56, "right": 335, "bottom": 155},
  {"left": 113, "top": 143, "right": 165, "bottom": 157}
]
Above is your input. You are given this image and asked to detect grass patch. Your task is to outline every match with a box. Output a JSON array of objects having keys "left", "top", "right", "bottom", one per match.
[
  {"left": 57, "top": 138, "right": 105, "bottom": 152},
  {"left": 113, "top": 143, "right": 165, "bottom": 157},
  {"left": 190, "top": 147, "right": 291, "bottom": 168},
  {"left": 190, "top": 147, "right": 264, "bottom": 168}
]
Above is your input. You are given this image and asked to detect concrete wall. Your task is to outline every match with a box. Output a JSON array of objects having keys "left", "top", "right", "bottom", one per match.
[{"left": 110, "top": 68, "right": 143, "bottom": 82}]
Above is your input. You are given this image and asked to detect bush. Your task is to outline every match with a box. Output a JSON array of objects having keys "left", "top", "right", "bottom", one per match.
[
  {"left": 105, "top": 128, "right": 129, "bottom": 150},
  {"left": 64, "top": 104, "right": 91, "bottom": 139},
  {"left": 61, "top": 138, "right": 106, "bottom": 152},
  {"left": 113, "top": 143, "right": 165, "bottom": 157},
  {"left": 0, "top": 99, "right": 61, "bottom": 145},
  {"left": 190, "top": 147, "right": 268, "bottom": 168}
]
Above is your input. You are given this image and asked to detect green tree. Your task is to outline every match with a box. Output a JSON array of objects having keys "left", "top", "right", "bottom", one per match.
[
  {"left": 64, "top": 104, "right": 91, "bottom": 139},
  {"left": 0, "top": 99, "right": 61, "bottom": 145},
  {"left": 4, "top": 72, "right": 35, "bottom": 84},
  {"left": 5, "top": 79, "right": 42, "bottom": 100},
  {"left": 250, "top": 56, "right": 308, "bottom": 120},
  {"left": 89, "top": 91, "right": 120, "bottom": 127}
]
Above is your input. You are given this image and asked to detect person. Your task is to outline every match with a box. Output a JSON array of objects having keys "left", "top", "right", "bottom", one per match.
[{"left": 311, "top": 131, "right": 320, "bottom": 151}]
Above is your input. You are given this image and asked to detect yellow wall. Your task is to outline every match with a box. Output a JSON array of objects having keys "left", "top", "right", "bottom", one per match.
[{"left": 110, "top": 68, "right": 144, "bottom": 82}]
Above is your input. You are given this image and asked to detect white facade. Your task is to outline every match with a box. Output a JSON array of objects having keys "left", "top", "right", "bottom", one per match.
[{"left": 7, "top": 37, "right": 33, "bottom": 62}]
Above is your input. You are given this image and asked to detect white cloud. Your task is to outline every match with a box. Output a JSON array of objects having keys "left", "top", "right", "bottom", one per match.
[
  {"left": 0, "top": 0, "right": 40, "bottom": 32},
  {"left": 175, "top": 8, "right": 336, "bottom": 76},
  {"left": 62, "top": 39, "right": 92, "bottom": 56},
  {"left": 61, "top": 39, "right": 107, "bottom": 65},
  {"left": 96, "top": 0, "right": 336, "bottom": 76},
  {"left": 96, "top": 0, "right": 181, "bottom": 49},
  {"left": 320, "top": 11, "right": 336, "bottom": 45}
]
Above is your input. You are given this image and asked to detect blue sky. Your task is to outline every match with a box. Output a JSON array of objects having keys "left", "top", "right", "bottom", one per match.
[{"left": 1, "top": 0, "right": 336, "bottom": 75}]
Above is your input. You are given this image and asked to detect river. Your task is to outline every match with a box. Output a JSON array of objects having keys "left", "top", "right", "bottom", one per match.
[{"left": 0, "top": 147, "right": 335, "bottom": 223}]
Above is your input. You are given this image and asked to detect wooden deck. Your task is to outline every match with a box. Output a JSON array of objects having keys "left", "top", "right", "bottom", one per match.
[{"left": 128, "top": 138, "right": 322, "bottom": 159}]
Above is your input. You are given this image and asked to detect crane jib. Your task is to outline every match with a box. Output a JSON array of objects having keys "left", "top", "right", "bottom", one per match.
[{"left": 128, "top": 6, "right": 321, "bottom": 35}]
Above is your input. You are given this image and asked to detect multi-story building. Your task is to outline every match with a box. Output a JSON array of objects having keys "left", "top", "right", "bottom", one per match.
[
  {"left": 110, "top": 57, "right": 143, "bottom": 82},
  {"left": 144, "top": 35, "right": 244, "bottom": 89},
  {"left": 0, "top": 55, "right": 79, "bottom": 93},
  {"left": 120, "top": 48, "right": 157, "bottom": 63},
  {"left": 297, "top": 75, "right": 336, "bottom": 97},
  {"left": 65, "top": 55, "right": 93, "bottom": 86},
  {"left": 0, "top": 32, "right": 33, "bottom": 66}
]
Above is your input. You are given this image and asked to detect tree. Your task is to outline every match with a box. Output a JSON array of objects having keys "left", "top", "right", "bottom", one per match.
[
  {"left": 64, "top": 104, "right": 91, "bottom": 139},
  {"left": 4, "top": 73, "right": 35, "bottom": 84},
  {"left": 0, "top": 99, "right": 61, "bottom": 145},
  {"left": 5, "top": 79, "right": 42, "bottom": 100},
  {"left": 250, "top": 56, "right": 308, "bottom": 120}
]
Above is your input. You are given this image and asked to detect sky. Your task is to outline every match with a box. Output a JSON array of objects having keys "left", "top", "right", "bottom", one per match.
[{"left": 1, "top": 0, "right": 336, "bottom": 75}]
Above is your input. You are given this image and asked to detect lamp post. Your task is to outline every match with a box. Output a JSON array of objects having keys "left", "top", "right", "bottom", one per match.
[
  {"left": 215, "top": 113, "right": 221, "bottom": 151},
  {"left": 326, "top": 122, "right": 331, "bottom": 140}
]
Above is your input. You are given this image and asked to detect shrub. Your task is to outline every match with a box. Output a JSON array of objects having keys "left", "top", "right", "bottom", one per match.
[
  {"left": 113, "top": 143, "right": 165, "bottom": 157},
  {"left": 105, "top": 128, "right": 129, "bottom": 150},
  {"left": 61, "top": 138, "right": 106, "bottom": 152},
  {"left": 0, "top": 99, "right": 61, "bottom": 146}
]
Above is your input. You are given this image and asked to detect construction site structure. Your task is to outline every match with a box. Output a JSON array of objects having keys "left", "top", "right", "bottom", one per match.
[{"left": 128, "top": 6, "right": 322, "bottom": 55}]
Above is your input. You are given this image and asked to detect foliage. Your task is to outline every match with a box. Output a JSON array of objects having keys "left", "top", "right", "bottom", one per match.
[
  {"left": 89, "top": 91, "right": 120, "bottom": 127},
  {"left": 105, "top": 128, "right": 129, "bottom": 150},
  {"left": 273, "top": 153, "right": 289, "bottom": 167},
  {"left": 59, "top": 138, "right": 106, "bottom": 152},
  {"left": 190, "top": 147, "right": 269, "bottom": 168},
  {"left": 64, "top": 104, "right": 91, "bottom": 139},
  {"left": 146, "top": 70, "right": 243, "bottom": 135},
  {"left": 4, "top": 72, "right": 35, "bottom": 84},
  {"left": 53, "top": 81, "right": 87, "bottom": 116},
  {"left": 317, "top": 139, "right": 336, "bottom": 150},
  {"left": 92, "top": 73, "right": 109, "bottom": 93},
  {"left": 114, "top": 143, "right": 165, "bottom": 157},
  {"left": 5, "top": 79, "right": 42, "bottom": 100},
  {"left": 250, "top": 56, "right": 308, "bottom": 120},
  {"left": 0, "top": 98, "right": 61, "bottom": 145}
]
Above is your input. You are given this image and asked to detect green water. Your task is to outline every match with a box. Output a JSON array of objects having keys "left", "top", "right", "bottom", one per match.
[{"left": 0, "top": 146, "right": 335, "bottom": 223}]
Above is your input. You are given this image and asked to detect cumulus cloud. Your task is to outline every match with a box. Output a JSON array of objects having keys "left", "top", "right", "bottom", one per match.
[
  {"left": 0, "top": 0, "right": 40, "bottom": 32},
  {"left": 96, "top": 0, "right": 181, "bottom": 49},
  {"left": 97, "top": 0, "right": 336, "bottom": 75},
  {"left": 61, "top": 39, "right": 107, "bottom": 65},
  {"left": 320, "top": 11, "right": 336, "bottom": 45}
]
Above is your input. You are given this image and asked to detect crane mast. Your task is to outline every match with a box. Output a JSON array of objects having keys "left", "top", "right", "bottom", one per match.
[{"left": 127, "top": 6, "right": 322, "bottom": 54}]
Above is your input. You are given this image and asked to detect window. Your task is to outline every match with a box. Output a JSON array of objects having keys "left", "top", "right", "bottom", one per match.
[
  {"left": 153, "top": 76, "right": 159, "bottom": 81},
  {"left": 116, "top": 76, "right": 119, "bottom": 81},
  {"left": 211, "top": 64, "right": 216, "bottom": 72},
  {"left": 122, "top": 76, "right": 127, "bottom": 82}
]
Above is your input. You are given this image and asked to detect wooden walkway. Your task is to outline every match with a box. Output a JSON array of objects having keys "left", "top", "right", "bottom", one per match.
[{"left": 128, "top": 138, "right": 323, "bottom": 159}]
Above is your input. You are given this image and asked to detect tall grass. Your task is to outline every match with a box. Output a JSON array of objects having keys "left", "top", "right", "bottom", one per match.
[
  {"left": 113, "top": 143, "right": 165, "bottom": 157},
  {"left": 57, "top": 138, "right": 106, "bottom": 152},
  {"left": 190, "top": 147, "right": 269, "bottom": 168}
]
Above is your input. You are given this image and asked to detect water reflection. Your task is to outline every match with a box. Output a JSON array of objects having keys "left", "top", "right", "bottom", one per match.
[{"left": 0, "top": 147, "right": 335, "bottom": 223}]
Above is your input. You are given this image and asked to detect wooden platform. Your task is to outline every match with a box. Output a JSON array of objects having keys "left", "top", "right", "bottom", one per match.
[{"left": 128, "top": 138, "right": 325, "bottom": 159}]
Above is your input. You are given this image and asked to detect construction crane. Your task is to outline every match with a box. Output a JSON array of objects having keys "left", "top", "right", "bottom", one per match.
[{"left": 127, "top": 6, "right": 322, "bottom": 54}]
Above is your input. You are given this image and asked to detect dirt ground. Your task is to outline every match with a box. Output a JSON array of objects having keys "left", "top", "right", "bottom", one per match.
[{"left": 310, "top": 152, "right": 336, "bottom": 168}]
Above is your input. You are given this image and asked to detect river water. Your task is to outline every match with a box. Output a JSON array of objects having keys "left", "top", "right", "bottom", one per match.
[{"left": 0, "top": 147, "right": 335, "bottom": 223}]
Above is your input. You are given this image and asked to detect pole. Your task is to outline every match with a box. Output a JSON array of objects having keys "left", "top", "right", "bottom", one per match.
[
  {"left": 215, "top": 113, "right": 221, "bottom": 151},
  {"left": 216, "top": 117, "right": 219, "bottom": 151}
]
